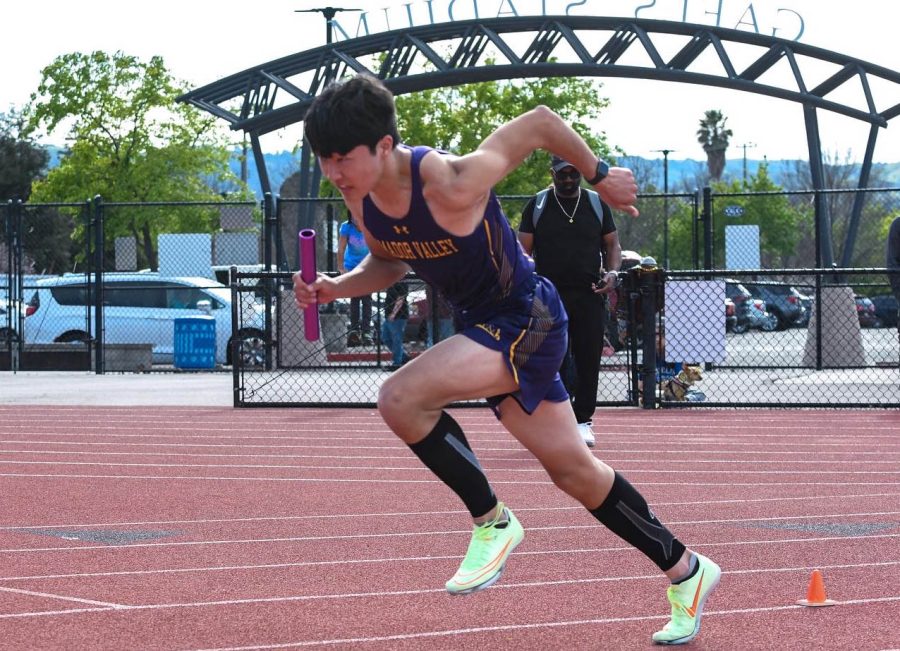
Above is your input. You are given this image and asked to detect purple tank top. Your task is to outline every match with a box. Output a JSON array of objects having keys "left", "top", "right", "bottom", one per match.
[{"left": 362, "top": 145, "right": 536, "bottom": 328}]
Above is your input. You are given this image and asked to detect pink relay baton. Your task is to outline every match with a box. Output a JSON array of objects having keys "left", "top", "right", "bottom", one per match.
[{"left": 299, "top": 229, "right": 320, "bottom": 341}]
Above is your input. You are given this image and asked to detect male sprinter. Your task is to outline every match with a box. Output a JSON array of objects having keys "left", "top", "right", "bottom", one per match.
[{"left": 294, "top": 74, "right": 720, "bottom": 645}]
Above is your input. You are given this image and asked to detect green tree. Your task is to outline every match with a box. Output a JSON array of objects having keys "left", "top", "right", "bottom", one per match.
[
  {"left": 782, "top": 153, "right": 895, "bottom": 267},
  {"left": 0, "top": 109, "right": 48, "bottom": 201},
  {"left": 393, "top": 77, "right": 616, "bottom": 226},
  {"left": 0, "top": 110, "right": 77, "bottom": 274},
  {"left": 696, "top": 110, "right": 732, "bottom": 181},
  {"left": 24, "top": 51, "right": 249, "bottom": 269},
  {"left": 710, "top": 162, "right": 803, "bottom": 268},
  {"left": 664, "top": 199, "right": 699, "bottom": 270}
]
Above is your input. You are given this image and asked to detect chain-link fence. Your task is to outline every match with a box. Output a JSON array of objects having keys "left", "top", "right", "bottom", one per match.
[
  {"left": 661, "top": 268, "right": 899, "bottom": 407},
  {"left": 2, "top": 199, "right": 260, "bottom": 371},
  {"left": 707, "top": 187, "right": 900, "bottom": 270},
  {"left": 3, "top": 200, "right": 91, "bottom": 370},
  {"left": 0, "top": 189, "right": 900, "bottom": 405},
  {"left": 230, "top": 269, "right": 636, "bottom": 407},
  {"left": 231, "top": 265, "right": 898, "bottom": 408}
]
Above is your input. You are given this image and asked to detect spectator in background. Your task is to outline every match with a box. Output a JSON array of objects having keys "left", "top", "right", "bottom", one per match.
[
  {"left": 888, "top": 216, "right": 900, "bottom": 305},
  {"left": 518, "top": 156, "right": 622, "bottom": 447},
  {"left": 613, "top": 250, "right": 643, "bottom": 350},
  {"left": 382, "top": 279, "right": 410, "bottom": 370},
  {"left": 888, "top": 217, "right": 900, "bottom": 344},
  {"left": 338, "top": 212, "right": 373, "bottom": 346},
  {"left": 425, "top": 284, "right": 455, "bottom": 347}
]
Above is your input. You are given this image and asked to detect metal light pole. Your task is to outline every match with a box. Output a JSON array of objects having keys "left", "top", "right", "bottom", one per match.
[
  {"left": 294, "top": 6, "right": 362, "bottom": 46},
  {"left": 740, "top": 142, "right": 756, "bottom": 185},
  {"left": 293, "top": 7, "right": 363, "bottom": 238},
  {"left": 653, "top": 149, "right": 675, "bottom": 269}
]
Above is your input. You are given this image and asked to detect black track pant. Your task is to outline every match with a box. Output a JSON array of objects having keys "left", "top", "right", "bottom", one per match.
[{"left": 557, "top": 287, "right": 607, "bottom": 424}]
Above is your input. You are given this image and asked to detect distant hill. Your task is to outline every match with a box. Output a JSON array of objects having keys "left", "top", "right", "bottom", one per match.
[
  {"left": 43, "top": 146, "right": 900, "bottom": 200},
  {"left": 227, "top": 149, "right": 299, "bottom": 199}
]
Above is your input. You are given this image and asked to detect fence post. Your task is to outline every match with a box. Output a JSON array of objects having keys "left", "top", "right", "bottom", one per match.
[
  {"left": 326, "top": 203, "right": 335, "bottom": 272},
  {"left": 624, "top": 267, "right": 641, "bottom": 406},
  {"left": 13, "top": 201, "right": 23, "bottom": 371},
  {"left": 702, "top": 186, "right": 713, "bottom": 270},
  {"left": 263, "top": 193, "right": 275, "bottom": 371},
  {"left": 92, "top": 195, "right": 105, "bottom": 374},
  {"left": 4, "top": 200, "right": 24, "bottom": 371},
  {"left": 814, "top": 269, "right": 823, "bottom": 370},
  {"left": 692, "top": 191, "right": 701, "bottom": 270},
  {"left": 230, "top": 265, "right": 242, "bottom": 407},
  {"left": 2, "top": 201, "right": 9, "bottom": 367},
  {"left": 640, "top": 257, "right": 660, "bottom": 409}
]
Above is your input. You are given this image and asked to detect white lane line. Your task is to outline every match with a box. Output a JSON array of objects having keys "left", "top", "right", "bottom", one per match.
[
  {"left": 1, "top": 416, "right": 893, "bottom": 432},
  {"left": 1, "top": 439, "right": 895, "bottom": 453},
  {"left": 2, "top": 472, "right": 898, "bottom": 487},
  {"left": 2, "top": 416, "right": 896, "bottom": 431},
  {"left": 7, "top": 510, "right": 900, "bottom": 539},
  {"left": 1, "top": 471, "right": 898, "bottom": 489},
  {"left": 1, "top": 562, "right": 898, "bottom": 615},
  {"left": 1, "top": 528, "right": 898, "bottom": 555},
  {"left": 6, "top": 493, "right": 898, "bottom": 531},
  {"left": 2, "top": 543, "right": 898, "bottom": 583},
  {"left": 2, "top": 460, "right": 899, "bottom": 475},
  {"left": 3, "top": 586, "right": 899, "bottom": 642},
  {"left": 5, "top": 449, "right": 900, "bottom": 465},
  {"left": 0, "top": 410, "right": 877, "bottom": 418},
  {"left": 0, "top": 585, "right": 130, "bottom": 609},
  {"left": 2, "top": 434, "right": 896, "bottom": 452},
  {"left": 3, "top": 408, "right": 890, "bottom": 418},
  {"left": 2, "top": 426, "right": 898, "bottom": 440},
  {"left": 185, "top": 595, "right": 900, "bottom": 650},
  {"left": 3, "top": 451, "right": 900, "bottom": 468},
  {"left": 2, "top": 443, "right": 899, "bottom": 458},
  {"left": 0, "top": 493, "right": 900, "bottom": 531}
]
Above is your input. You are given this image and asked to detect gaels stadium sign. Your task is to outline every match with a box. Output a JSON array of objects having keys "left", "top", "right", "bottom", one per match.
[{"left": 331, "top": 0, "right": 806, "bottom": 42}]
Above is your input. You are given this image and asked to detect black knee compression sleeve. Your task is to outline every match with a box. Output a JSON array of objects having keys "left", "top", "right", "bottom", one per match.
[
  {"left": 590, "top": 472, "right": 686, "bottom": 572},
  {"left": 408, "top": 411, "right": 498, "bottom": 518}
]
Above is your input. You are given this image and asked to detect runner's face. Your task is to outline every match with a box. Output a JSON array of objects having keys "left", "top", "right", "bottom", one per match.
[
  {"left": 318, "top": 138, "right": 390, "bottom": 201},
  {"left": 552, "top": 166, "right": 581, "bottom": 197}
]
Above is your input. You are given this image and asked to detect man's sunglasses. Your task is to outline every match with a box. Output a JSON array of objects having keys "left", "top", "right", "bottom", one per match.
[{"left": 554, "top": 168, "right": 581, "bottom": 181}]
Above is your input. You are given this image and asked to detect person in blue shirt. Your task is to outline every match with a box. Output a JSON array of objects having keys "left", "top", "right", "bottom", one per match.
[
  {"left": 381, "top": 279, "right": 410, "bottom": 370},
  {"left": 293, "top": 73, "right": 720, "bottom": 646},
  {"left": 337, "top": 213, "right": 373, "bottom": 346}
]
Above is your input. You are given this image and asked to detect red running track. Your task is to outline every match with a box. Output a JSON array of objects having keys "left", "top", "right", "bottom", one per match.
[{"left": 0, "top": 405, "right": 898, "bottom": 650}]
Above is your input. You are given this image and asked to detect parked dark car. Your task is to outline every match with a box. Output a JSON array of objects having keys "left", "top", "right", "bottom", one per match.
[
  {"left": 793, "top": 287, "right": 813, "bottom": 326},
  {"left": 742, "top": 281, "right": 806, "bottom": 330},
  {"left": 725, "top": 280, "right": 753, "bottom": 334},
  {"left": 854, "top": 295, "right": 882, "bottom": 328},
  {"left": 870, "top": 294, "right": 898, "bottom": 328}
]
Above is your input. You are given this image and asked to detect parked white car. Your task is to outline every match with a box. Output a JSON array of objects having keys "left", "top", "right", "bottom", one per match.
[
  {"left": 23, "top": 273, "right": 267, "bottom": 366},
  {"left": 1, "top": 299, "right": 28, "bottom": 345}
]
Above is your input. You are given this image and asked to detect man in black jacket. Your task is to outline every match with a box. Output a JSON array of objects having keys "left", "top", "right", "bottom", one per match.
[
  {"left": 518, "top": 156, "right": 622, "bottom": 447},
  {"left": 888, "top": 216, "right": 900, "bottom": 328}
]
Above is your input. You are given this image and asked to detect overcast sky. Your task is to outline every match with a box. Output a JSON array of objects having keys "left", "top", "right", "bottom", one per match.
[{"left": 3, "top": 0, "right": 899, "bottom": 164}]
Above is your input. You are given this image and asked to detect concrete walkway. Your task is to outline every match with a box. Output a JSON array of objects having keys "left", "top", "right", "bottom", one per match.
[{"left": 0, "top": 372, "right": 234, "bottom": 406}]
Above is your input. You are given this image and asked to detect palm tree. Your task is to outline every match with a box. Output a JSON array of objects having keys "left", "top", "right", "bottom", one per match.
[{"left": 696, "top": 110, "right": 732, "bottom": 180}]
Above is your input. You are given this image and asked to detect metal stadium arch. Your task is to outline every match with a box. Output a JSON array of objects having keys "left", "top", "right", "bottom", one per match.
[{"left": 180, "top": 14, "right": 900, "bottom": 265}]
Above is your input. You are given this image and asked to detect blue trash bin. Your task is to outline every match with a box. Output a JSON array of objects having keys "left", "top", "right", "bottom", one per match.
[{"left": 174, "top": 316, "right": 216, "bottom": 369}]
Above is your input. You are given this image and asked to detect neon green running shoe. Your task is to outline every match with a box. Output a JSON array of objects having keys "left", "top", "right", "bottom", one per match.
[
  {"left": 445, "top": 503, "right": 524, "bottom": 595},
  {"left": 652, "top": 553, "right": 721, "bottom": 645}
]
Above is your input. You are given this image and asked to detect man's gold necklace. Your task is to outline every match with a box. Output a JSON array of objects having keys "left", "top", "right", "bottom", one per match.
[{"left": 554, "top": 188, "right": 581, "bottom": 223}]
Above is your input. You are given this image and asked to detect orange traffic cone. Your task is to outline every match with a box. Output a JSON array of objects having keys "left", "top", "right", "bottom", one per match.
[{"left": 797, "top": 570, "right": 836, "bottom": 607}]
